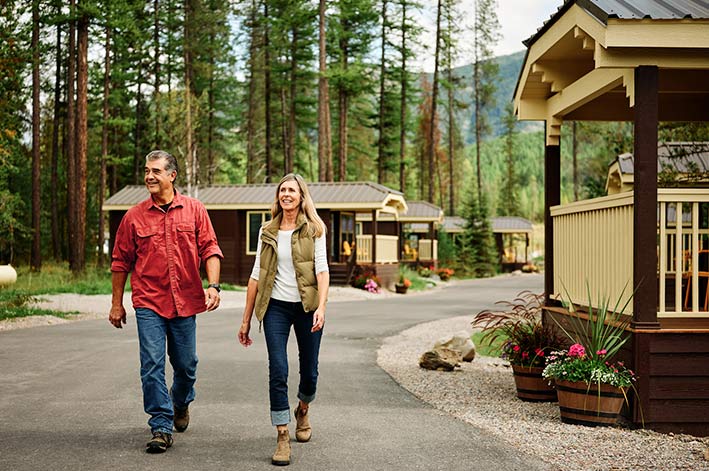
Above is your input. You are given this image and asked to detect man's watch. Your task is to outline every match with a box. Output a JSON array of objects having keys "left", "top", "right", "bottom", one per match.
[{"left": 207, "top": 283, "right": 221, "bottom": 293}]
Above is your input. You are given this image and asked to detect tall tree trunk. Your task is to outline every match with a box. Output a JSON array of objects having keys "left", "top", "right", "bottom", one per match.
[
  {"left": 246, "top": 0, "right": 258, "bottom": 183},
  {"left": 474, "top": 54, "right": 482, "bottom": 202},
  {"left": 153, "top": 0, "right": 161, "bottom": 148},
  {"left": 50, "top": 6, "right": 62, "bottom": 260},
  {"left": 66, "top": 0, "right": 77, "bottom": 270},
  {"left": 287, "top": 26, "right": 297, "bottom": 175},
  {"left": 133, "top": 61, "right": 143, "bottom": 184},
  {"left": 75, "top": 0, "right": 89, "bottom": 272},
  {"left": 398, "top": 1, "right": 408, "bottom": 194},
  {"left": 263, "top": 1, "right": 272, "bottom": 182},
  {"left": 184, "top": 0, "right": 195, "bottom": 194},
  {"left": 98, "top": 25, "right": 111, "bottom": 268},
  {"left": 31, "top": 0, "right": 41, "bottom": 271},
  {"left": 447, "top": 67, "right": 455, "bottom": 215},
  {"left": 317, "top": 0, "right": 332, "bottom": 181},
  {"left": 207, "top": 47, "right": 215, "bottom": 184},
  {"left": 280, "top": 87, "right": 288, "bottom": 174},
  {"left": 338, "top": 30, "right": 349, "bottom": 182},
  {"left": 377, "top": 0, "right": 387, "bottom": 185},
  {"left": 427, "top": 0, "right": 442, "bottom": 203}
]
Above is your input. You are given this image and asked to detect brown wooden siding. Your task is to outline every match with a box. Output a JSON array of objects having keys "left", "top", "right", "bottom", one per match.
[{"left": 363, "top": 221, "right": 397, "bottom": 236}]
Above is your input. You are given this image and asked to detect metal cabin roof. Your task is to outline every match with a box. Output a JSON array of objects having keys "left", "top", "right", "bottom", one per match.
[
  {"left": 523, "top": 0, "right": 709, "bottom": 48},
  {"left": 103, "top": 182, "right": 407, "bottom": 213},
  {"left": 357, "top": 200, "right": 444, "bottom": 223},
  {"left": 615, "top": 142, "right": 709, "bottom": 175},
  {"left": 441, "top": 216, "right": 534, "bottom": 234}
]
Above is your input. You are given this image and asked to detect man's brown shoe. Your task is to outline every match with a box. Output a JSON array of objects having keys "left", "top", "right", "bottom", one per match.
[
  {"left": 146, "top": 431, "right": 173, "bottom": 453},
  {"left": 294, "top": 405, "right": 312, "bottom": 443},
  {"left": 174, "top": 406, "right": 189, "bottom": 432},
  {"left": 271, "top": 429, "right": 291, "bottom": 466}
]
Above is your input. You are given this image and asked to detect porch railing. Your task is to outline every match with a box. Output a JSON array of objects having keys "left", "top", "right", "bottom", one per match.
[
  {"left": 418, "top": 239, "right": 438, "bottom": 261},
  {"left": 355, "top": 235, "right": 399, "bottom": 264},
  {"left": 551, "top": 189, "right": 709, "bottom": 318}
]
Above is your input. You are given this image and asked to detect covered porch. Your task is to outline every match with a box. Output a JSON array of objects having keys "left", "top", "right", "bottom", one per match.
[{"left": 514, "top": 0, "right": 709, "bottom": 434}]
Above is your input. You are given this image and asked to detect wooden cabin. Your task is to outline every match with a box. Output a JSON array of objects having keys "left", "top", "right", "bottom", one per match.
[
  {"left": 103, "top": 182, "right": 407, "bottom": 288},
  {"left": 606, "top": 142, "right": 709, "bottom": 194},
  {"left": 357, "top": 200, "right": 444, "bottom": 267},
  {"left": 514, "top": 0, "right": 709, "bottom": 435},
  {"left": 442, "top": 216, "right": 534, "bottom": 271}
]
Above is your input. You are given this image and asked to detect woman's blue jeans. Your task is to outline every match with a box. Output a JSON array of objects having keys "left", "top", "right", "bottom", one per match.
[
  {"left": 135, "top": 308, "right": 198, "bottom": 434},
  {"left": 263, "top": 298, "right": 323, "bottom": 426}
]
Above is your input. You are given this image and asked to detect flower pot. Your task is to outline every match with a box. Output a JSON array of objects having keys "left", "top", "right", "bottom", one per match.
[
  {"left": 511, "top": 365, "right": 557, "bottom": 402},
  {"left": 395, "top": 284, "right": 408, "bottom": 294},
  {"left": 555, "top": 379, "right": 626, "bottom": 427}
]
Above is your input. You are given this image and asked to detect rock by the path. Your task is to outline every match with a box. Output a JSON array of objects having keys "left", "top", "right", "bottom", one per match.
[
  {"left": 433, "top": 331, "right": 476, "bottom": 362},
  {"left": 419, "top": 347, "right": 461, "bottom": 371}
]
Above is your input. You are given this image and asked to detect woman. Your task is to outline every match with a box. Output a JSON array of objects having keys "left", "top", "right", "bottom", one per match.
[{"left": 238, "top": 173, "right": 329, "bottom": 466}]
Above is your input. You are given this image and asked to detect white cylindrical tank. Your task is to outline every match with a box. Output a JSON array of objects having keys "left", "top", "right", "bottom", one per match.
[{"left": 0, "top": 265, "right": 18, "bottom": 286}]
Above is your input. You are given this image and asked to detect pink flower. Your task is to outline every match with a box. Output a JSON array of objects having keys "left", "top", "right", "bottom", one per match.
[
  {"left": 596, "top": 349, "right": 607, "bottom": 356},
  {"left": 521, "top": 352, "right": 529, "bottom": 359},
  {"left": 568, "top": 344, "right": 586, "bottom": 358},
  {"left": 513, "top": 345, "right": 521, "bottom": 352},
  {"left": 534, "top": 348, "right": 545, "bottom": 357}
]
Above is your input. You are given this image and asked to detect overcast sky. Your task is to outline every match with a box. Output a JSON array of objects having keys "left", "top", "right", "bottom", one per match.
[{"left": 414, "top": 0, "right": 562, "bottom": 71}]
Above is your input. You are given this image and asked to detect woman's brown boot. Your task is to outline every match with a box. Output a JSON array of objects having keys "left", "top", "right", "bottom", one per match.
[
  {"left": 271, "top": 429, "right": 291, "bottom": 466},
  {"left": 294, "top": 405, "right": 312, "bottom": 443}
]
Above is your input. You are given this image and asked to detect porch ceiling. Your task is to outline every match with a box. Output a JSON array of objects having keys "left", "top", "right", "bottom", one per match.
[{"left": 514, "top": 0, "right": 709, "bottom": 145}]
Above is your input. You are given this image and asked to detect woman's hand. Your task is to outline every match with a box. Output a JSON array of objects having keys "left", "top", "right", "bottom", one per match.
[
  {"left": 312, "top": 306, "right": 325, "bottom": 333},
  {"left": 238, "top": 320, "right": 253, "bottom": 347}
]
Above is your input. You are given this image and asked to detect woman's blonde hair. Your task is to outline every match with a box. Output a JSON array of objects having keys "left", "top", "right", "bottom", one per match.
[{"left": 269, "top": 173, "right": 326, "bottom": 238}]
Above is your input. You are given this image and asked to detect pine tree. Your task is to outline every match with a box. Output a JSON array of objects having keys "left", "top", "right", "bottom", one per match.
[
  {"left": 460, "top": 187, "right": 497, "bottom": 277},
  {"left": 498, "top": 102, "right": 518, "bottom": 216}
]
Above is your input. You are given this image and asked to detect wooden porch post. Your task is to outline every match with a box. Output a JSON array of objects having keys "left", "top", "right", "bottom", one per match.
[
  {"left": 544, "top": 132, "right": 560, "bottom": 305},
  {"left": 371, "top": 209, "right": 377, "bottom": 264},
  {"left": 397, "top": 220, "right": 402, "bottom": 262},
  {"left": 632, "top": 65, "right": 661, "bottom": 329}
]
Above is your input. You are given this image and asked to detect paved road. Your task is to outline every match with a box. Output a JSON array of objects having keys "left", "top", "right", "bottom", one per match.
[{"left": 0, "top": 274, "right": 549, "bottom": 471}]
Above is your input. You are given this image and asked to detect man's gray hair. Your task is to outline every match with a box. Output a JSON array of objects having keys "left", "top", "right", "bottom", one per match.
[{"left": 145, "top": 150, "right": 179, "bottom": 175}]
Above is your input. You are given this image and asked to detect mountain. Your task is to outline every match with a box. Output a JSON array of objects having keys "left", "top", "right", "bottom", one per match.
[{"left": 422, "top": 50, "right": 542, "bottom": 143}]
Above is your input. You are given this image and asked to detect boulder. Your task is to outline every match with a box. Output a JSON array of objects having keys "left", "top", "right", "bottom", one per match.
[
  {"left": 434, "top": 331, "right": 476, "bottom": 362},
  {"left": 419, "top": 347, "right": 461, "bottom": 371}
]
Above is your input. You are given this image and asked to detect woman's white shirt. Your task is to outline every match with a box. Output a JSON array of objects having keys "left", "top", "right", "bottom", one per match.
[{"left": 250, "top": 227, "right": 328, "bottom": 302}]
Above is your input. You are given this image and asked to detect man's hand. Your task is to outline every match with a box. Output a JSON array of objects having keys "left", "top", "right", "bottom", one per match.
[
  {"left": 109, "top": 305, "right": 127, "bottom": 329},
  {"left": 205, "top": 287, "right": 220, "bottom": 311}
]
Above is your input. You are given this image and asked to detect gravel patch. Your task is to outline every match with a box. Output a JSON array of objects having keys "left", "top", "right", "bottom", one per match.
[{"left": 377, "top": 315, "right": 709, "bottom": 471}]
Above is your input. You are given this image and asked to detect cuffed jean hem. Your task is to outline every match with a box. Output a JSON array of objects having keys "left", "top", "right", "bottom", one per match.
[
  {"left": 298, "top": 391, "right": 316, "bottom": 403},
  {"left": 152, "top": 427, "right": 173, "bottom": 435},
  {"left": 271, "top": 409, "right": 291, "bottom": 426}
]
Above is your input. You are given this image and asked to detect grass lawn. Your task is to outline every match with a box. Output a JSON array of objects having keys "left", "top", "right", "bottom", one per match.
[
  {"left": 472, "top": 330, "right": 507, "bottom": 358},
  {"left": 0, "top": 262, "right": 243, "bottom": 321}
]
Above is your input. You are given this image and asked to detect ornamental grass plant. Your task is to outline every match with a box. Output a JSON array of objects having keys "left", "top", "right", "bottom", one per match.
[
  {"left": 472, "top": 291, "right": 566, "bottom": 368},
  {"left": 542, "top": 283, "right": 638, "bottom": 389}
]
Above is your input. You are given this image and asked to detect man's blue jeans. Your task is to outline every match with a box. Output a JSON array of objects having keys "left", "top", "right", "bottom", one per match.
[
  {"left": 135, "top": 308, "right": 198, "bottom": 434},
  {"left": 263, "top": 298, "right": 323, "bottom": 426}
]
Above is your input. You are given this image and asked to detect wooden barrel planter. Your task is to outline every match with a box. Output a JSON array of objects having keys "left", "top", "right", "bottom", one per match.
[
  {"left": 511, "top": 365, "right": 557, "bottom": 402},
  {"left": 555, "top": 379, "right": 626, "bottom": 426}
]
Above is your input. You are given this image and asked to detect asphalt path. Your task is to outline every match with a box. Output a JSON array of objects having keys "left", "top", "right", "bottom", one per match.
[{"left": 0, "top": 274, "right": 549, "bottom": 471}]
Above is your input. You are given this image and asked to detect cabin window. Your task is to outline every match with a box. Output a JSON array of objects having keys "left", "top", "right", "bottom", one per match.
[{"left": 247, "top": 211, "right": 271, "bottom": 254}]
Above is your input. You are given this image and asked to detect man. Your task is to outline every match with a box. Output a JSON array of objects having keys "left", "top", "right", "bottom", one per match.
[{"left": 109, "top": 150, "right": 223, "bottom": 453}]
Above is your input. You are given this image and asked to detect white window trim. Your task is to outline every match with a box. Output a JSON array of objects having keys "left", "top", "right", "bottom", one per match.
[{"left": 246, "top": 211, "right": 271, "bottom": 255}]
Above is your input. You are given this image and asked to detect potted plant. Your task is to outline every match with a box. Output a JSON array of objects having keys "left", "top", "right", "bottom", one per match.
[
  {"left": 542, "top": 284, "right": 638, "bottom": 426},
  {"left": 395, "top": 275, "right": 412, "bottom": 294},
  {"left": 473, "top": 291, "right": 566, "bottom": 402},
  {"left": 437, "top": 267, "right": 454, "bottom": 281}
]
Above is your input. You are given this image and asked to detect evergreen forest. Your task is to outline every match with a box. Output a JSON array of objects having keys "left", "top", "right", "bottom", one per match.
[{"left": 2, "top": 0, "right": 707, "bottom": 272}]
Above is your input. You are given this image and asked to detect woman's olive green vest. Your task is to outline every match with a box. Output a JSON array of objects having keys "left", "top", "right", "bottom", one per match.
[{"left": 254, "top": 212, "right": 320, "bottom": 322}]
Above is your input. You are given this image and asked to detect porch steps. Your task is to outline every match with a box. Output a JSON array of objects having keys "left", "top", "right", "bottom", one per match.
[{"left": 329, "top": 263, "right": 352, "bottom": 286}]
